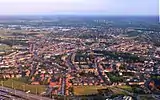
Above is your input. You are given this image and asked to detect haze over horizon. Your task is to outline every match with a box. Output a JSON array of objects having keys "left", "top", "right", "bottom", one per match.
[{"left": 0, "top": 0, "right": 158, "bottom": 16}]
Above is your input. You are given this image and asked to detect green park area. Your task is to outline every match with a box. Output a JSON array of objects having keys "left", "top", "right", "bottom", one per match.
[
  {"left": 139, "top": 95, "right": 155, "bottom": 100},
  {"left": 116, "top": 85, "right": 133, "bottom": 92},
  {"left": 73, "top": 86, "right": 131, "bottom": 96},
  {"left": 0, "top": 44, "right": 12, "bottom": 51},
  {"left": 73, "top": 86, "right": 107, "bottom": 95},
  {"left": 106, "top": 72, "right": 124, "bottom": 83},
  {"left": 0, "top": 79, "right": 46, "bottom": 94}
]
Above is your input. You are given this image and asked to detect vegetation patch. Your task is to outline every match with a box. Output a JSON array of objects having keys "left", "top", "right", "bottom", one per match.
[
  {"left": 0, "top": 78, "right": 46, "bottom": 94},
  {"left": 73, "top": 86, "right": 107, "bottom": 96},
  {"left": 116, "top": 85, "right": 133, "bottom": 92}
]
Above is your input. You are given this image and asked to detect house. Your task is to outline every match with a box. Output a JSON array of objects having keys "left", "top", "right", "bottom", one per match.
[
  {"left": 149, "top": 79, "right": 160, "bottom": 91},
  {"left": 31, "top": 82, "right": 40, "bottom": 85}
]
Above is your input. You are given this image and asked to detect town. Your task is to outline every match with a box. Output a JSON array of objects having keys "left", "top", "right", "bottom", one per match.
[{"left": 0, "top": 16, "right": 160, "bottom": 100}]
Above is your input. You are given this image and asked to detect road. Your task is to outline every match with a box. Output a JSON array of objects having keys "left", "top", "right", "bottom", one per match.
[
  {"left": 94, "top": 58, "right": 110, "bottom": 85},
  {"left": 60, "top": 77, "right": 66, "bottom": 95},
  {"left": 66, "top": 53, "right": 77, "bottom": 71},
  {"left": 0, "top": 90, "right": 24, "bottom": 100},
  {"left": 0, "top": 86, "right": 53, "bottom": 100}
]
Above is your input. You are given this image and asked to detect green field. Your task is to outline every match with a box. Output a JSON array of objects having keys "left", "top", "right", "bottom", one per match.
[
  {"left": 73, "top": 86, "right": 107, "bottom": 95},
  {"left": 139, "top": 95, "right": 155, "bottom": 100},
  {"left": 109, "top": 87, "right": 128, "bottom": 95},
  {"left": 73, "top": 86, "right": 130, "bottom": 96},
  {"left": 0, "top": 79, "right": 46, "bottom": 94},
  {"left": 0, "top": 44, "right": 12, "bottom": 51},
  {"left": 116, "top": 85, "right": 133, "bottom": 92}
]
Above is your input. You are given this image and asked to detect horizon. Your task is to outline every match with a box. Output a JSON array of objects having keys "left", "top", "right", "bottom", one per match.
[{"left": 0, "top": 14, "right": 158, "bottom": 17}]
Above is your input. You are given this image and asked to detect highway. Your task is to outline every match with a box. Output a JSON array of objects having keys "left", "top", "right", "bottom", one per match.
[
  {"left": 0, "top": 90, "right": 26, "bottom": 100},
  {"left": 0, "top": 86, "right": 53, "bottom": 100},
  {"left": 0, "top": 91, "right": 16, "bottom": 100}
]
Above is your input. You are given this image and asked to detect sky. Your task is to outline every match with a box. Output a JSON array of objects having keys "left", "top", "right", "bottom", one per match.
[{"left": 0, "top": 0, "right": 158, "bottom": 16}]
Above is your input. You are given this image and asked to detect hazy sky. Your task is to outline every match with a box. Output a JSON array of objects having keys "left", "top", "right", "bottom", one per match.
[{"left": 0, "top": 0, "right": 158, "bottom": 15}]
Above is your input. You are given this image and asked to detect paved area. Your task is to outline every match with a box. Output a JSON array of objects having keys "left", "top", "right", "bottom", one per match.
[{"left": 0, "top": 86, "right": 53, "bottom": 100}]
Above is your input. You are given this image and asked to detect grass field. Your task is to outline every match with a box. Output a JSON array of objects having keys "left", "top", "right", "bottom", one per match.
[
  {"left": 111, "top": 87, "right": 129, "bottom": 95},
  {"left": 0, "top": 79, "right": 46, "bottom": 94},
  {"left": 73, "top": 85, "right": 132, "bottom": 96},
  {"left": 0, "top": 44, "right": 12, "bottom": 51},
  {"left": 116, "top": 85, "right": 133, "bottom": 92},
  {"left": 73, "top": 86, "right": 107, "bottom": 95},
  {"left": 139, "top": 96, "right": 155, "bottom": 100}
]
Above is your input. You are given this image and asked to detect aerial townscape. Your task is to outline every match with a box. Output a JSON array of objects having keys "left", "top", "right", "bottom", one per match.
[{"left": 0, "top": 15, "right": 159, "bottom": 100}]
